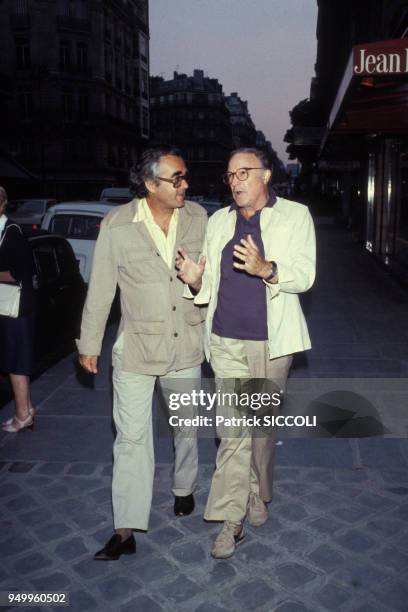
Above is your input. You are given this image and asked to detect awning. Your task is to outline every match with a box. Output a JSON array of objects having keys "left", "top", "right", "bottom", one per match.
[{"left": 321, "top": 38, "right": 408, "bottom": 152}]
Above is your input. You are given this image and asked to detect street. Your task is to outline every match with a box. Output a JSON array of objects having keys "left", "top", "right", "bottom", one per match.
[{"left": 1, "top": 222, "right": 408, "bottom": 612}]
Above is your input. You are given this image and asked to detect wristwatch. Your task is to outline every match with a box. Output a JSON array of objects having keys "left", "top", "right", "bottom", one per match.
[{"left": 265, "top": 260, "right": 278, "bottom": 282}]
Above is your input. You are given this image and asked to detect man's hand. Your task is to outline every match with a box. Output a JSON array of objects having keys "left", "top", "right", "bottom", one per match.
[
  {"left": 175, "top": 248, "right": 206, "bottom": 291},
  {"left": 233, "top": 235, "right": 276, "bottom": 281},
  {"left": 79, "top": 354, "right": 98, "bottom": 374}
]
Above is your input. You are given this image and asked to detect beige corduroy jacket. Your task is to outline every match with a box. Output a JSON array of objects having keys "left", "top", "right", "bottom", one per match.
[{"left": 77, "top": 198, "right": 207, "bottom": 375}]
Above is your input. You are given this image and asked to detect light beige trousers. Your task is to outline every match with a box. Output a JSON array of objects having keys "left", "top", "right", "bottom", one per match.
[
  {"left": 204, "top": 333, "right": 292, "bottom": 522},
  {"left": 112, "top": 347, "right": 200, "bottom": 530}
]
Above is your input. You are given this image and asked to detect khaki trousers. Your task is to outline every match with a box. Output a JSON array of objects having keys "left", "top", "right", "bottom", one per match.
[
  {"left": 204, "top": 334, "right": 292, "bottom": 522},
  {"left": 112, "top": 346, "right": 200, "bottom": 530}
]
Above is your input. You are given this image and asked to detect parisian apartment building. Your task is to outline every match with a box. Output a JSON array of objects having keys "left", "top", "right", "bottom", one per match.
[{"left": 0, "top": 0, "right": 150, "bottom": 199}]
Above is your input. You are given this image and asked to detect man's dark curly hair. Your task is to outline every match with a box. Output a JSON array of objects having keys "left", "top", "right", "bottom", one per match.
[
  {"left": 228, "top": 147, "right": 273, "bottom": 171},
  {"left": 129, "top": 145, "right": 182, "bottom": 198}
]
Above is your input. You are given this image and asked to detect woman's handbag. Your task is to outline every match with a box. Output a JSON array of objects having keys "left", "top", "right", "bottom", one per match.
[
  {"left": 0, "top": 224, "right": 22, "bottom": 318},
  {"left": 0, "top": 282, "right": 21, "bottom": 317}
]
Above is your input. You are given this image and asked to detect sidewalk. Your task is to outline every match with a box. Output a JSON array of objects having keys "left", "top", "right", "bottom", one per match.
[{"left": 1, "top": 225, "right": 408, "bottom": 612}]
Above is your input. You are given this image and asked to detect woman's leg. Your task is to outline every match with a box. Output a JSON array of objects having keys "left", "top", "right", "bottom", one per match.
[{"left": 9, "top": 374, "right": 33, "bottom": 421}]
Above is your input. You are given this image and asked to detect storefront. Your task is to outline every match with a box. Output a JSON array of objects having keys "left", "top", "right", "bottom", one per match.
[{"left": 320, "top": 38, "right": 408, "bottom": 280}]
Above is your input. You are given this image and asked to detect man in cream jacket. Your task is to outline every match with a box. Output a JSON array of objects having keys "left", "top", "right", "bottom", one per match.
[{"left": 176, "top": 147, "right": 316, "bottom": 559}]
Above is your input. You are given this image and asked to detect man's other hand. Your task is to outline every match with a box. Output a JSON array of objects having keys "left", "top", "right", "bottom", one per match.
[
  {"left": 79, "top": 354, "right": 98, "bottom": 374},
  {"left": 175, "top": 248, "right": 206, "bottom": 291}
]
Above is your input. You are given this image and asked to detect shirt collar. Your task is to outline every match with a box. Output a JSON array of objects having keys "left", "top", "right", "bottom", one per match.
[{"left": 229, "top": 187, "right": 277, "bottom": 213}]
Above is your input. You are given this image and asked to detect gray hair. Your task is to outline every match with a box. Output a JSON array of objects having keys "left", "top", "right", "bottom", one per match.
[
  {"left": 228, "top": 147, "right": 272, "bottom": 171},
  {"left": 129, "top": 145, "right": 182, "bottom": 198},
  {"left": 0, "top": 185, "right": 8, "bottom": 205}
]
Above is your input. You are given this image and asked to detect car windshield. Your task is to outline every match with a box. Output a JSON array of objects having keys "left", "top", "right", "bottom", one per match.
[{"left": 12, "top": 200, "right": 46, "bottom": 214}]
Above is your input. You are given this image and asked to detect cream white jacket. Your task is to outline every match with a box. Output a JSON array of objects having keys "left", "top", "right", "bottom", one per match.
[{"left": 187, "top": 197, "right": 316, "bottom": 361}]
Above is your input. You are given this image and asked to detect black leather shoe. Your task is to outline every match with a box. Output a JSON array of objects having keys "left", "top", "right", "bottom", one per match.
[
  {"left": 94, "top": 533, "right": 136, "bottom": 560},
  {"left": 174, "top": 493, "right": 195, "bottom": 516}
]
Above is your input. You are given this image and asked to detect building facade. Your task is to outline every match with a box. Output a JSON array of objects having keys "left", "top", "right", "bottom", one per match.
[
  {"left": 286, "top": 0, "right": 408, "bottom": 281},
  {"left": 0, "top": 0, "right": 150, "bottom": 200},
  {"left": 150, "top": 70, "right": 234, "bottom": 197},
  {"left": 225, "top": 92, "right": 257, "bottom": 149}
]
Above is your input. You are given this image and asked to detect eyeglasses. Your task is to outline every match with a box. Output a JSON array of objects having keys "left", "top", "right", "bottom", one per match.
[
  {"left": 156, "top": 173, "right": 189, "bottom": 188},
  {"left": 222, "top": 167, "right": 264, "bottom": 185}
]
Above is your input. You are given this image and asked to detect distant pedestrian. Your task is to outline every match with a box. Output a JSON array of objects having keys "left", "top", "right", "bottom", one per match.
[
  {"left": 176, "top": 147, "right": 316, "bottom": 559},
  {"left": 0, "top": 185, "right": 36, "bottom": 433},
  {"left": 77, "top": 147, "right": 207, "bottom": 560}
]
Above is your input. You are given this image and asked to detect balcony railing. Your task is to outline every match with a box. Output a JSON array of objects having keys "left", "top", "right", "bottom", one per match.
[{"left": 57, "top": 16, "right": 91, "bottom": 33}]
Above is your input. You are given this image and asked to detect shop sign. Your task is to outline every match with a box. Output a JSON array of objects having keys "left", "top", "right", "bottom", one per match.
[{"left": 353, "top": 39, "right": 408, "bottom": 75}]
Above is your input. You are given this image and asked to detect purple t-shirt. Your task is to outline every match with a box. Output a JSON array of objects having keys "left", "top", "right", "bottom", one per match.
[{"left": 212, "top": 194, "right": 276, "bottom": 341}]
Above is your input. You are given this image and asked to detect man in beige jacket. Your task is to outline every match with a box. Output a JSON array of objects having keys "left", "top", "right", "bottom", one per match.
[
  {"left": 176, "top": 147, "right": 316, "bottom": 559},
  {"left": 78, "top": 146, "right": 207, "bottom": 560}
]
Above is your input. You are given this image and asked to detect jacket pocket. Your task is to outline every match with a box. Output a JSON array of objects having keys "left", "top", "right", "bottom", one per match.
[{"left": 124, "top": 319, "right": 169, "bottom": 365}]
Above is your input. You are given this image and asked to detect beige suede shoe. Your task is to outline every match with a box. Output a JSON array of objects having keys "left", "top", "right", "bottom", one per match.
[
  {"left": 211, "top": 521, "right": 245, "bottom": 559},
  {"left": 247, "top": 492, "right": 269, "bottom": 527}
]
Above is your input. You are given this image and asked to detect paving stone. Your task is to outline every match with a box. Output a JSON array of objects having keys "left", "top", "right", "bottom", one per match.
[
  {"left": 232, "top": 579, "right": 277, "bottom": 609},
  {"left": 13, "top": 552, "right": 53, "bottom": 575},
  {"left": 239, "top": 542, "right": 275, "bottom": 563},
  {"left": 34, "top": 522, "right": 73, "bottom": 542},
  {"left": 30, "top": 571, "right": 71, "bottom": 591},
  {"left": 66, "top": 463, "right": 97, "bottom": 476},
  {"left": 18, "top": 508, "right": 53, "bottom": 527},
  {"left": 89, "top": 486, "right": 111, "bottom": 503},
  {"left": 315, "top": 582, "right": 350, "bottom": 608},
  {"left": 277, "top": 530, "right": 314, "bottom": 553},
  {"left": 26, "top": 476, "right": 53, "bottom": 488},
  {"left": 393, "top": 503, "right": 408, "bottom": 521},
  {"left": 68, "top": 589, "right": 99, "bottom": 611},
  {"left": 370, "top": 547, "right": 408, "bottom": 572},
  {"left": 0, "top": 482, "right": 21, "bottom": 497},
  {"left": 276, "top": 563, "right": 318, "bottom": 588},
  {"left": 149, "top": 526, "right": 184, "bottom": 547},
  {"left": 54, "top": 537, "right": 89, "bottom": 561},
  {"left": 302, "top": 491, "right": 342, "bottom": 509},
  {"left": 334, "top": 561, "right": 387, "bottom": 590},
  {"left": 0, "top": 535, "right": 33, "bottom": 557},
  {"left": 308, "top": 544, "right": 346, "bottom": 572},
  {"left": 171, "top": 542, "right": 206, "bottom": 564},
  {"left": 335, "top": 530, "right": 377, "bottom": 553},
  {"left": 365, "top": 517, "right": 406, "bottom": 538},
  {"left": 151, "top": 490, "right": 169, "bottom": 506},
  {"left": 53, "top": 498, "right": 89, "bottom": 516},
  {"left": 8, "top": 462, "right": 35, "bottom": 473},
  {"left": 356, "top": 493, "right": 394, "bottom": 511},
  {"left": 254, "top": 515, "right": 284, "bottom": 535},
  {"left": 97, "top": 575, "right": 141, "bottom": 602},
  {"left": 386, "top": 486, "right": 408, "bottom": 496},
  {"left": 274, "top": 602, "right": 312, "bottom": 612},
  {"left": 207, "top": 562, "right": 237, "bottom": 585},
  {"left": 39, "top": 484, "right": 71, "bottom": 501},
  {"left": 130, "top": 557, "right": 175, "bottom": 583},
  {"left": 72, "top": 557, "right": 117, "bottom": 580},
  {"left": 71, "top": 512, "right": 108, "bottom": 530},
  {"left": 148, "top": 510, "right": 166, "bottom": 530},
  {"left": 157, "top": 575, "right": 200, "bottom": 604},
  {"left": 331, "top": 506, "right": 367, "bottom": 523},
  {"left": 101, "top": 464, "right": 113, "bottom": 477},
  {"left": 300, "top": 469, "right": 333, "bottom": 483},
  {"left": 373, "top": 580, "right": 408, "bottom": 612},
  {"left": 0, "top": 461, "right": 9, "bottom": 471},
  {"left": 37, "top": 463, "right": 66, "bottom": 475},
  {"left": 194, "top": 604, "right": 229, "bottom": 612},
  {"left": 6, "top": 494, "right": 39, "bottom": 512},
  {"left": 336, "top": 469, "right": 369, "bottom": 482},
  {"left": 275, "top": 503, "right": 309, "bottom": 521},
  {"left": 121, "top": 595, "right": 163, "bottom": 612},
  {"left": 307, "top": 516, "right": 344, "bottom": 535},
  {"left": 279, "top": 483, "right": 311, "bottom": 497}
]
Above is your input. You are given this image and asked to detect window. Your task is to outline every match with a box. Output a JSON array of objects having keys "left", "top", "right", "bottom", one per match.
[
  {"left": 33, "top": 245, "right": 60, "bottom": 285},
  {"left": 78, "top": 92, "right": 89, "bottom": 121},
  {"left": 13, "top": 0, "right": 29, "bottom": 15},
  {"left": 15, "top": 38, "right": 30, "bottom": 69},
  {"left": 77, "top": 42, "right": 88, "bottom": 70},
  {"left": 19, "top": 91, "right": 33, "bottom": 120},
  {"left": 50, "top": 214, "right": 102, "bottom": 240},
  {"left": 62, "top": 91, "right": 73, "bottom": 121},
  {"left": 141, "top": 69, "right": 148, "bottom": 99},
  {"left": 139, "top": 33, "right": 148, "bottom": 63},
  {"left": 60, "top": 41, "right": 71, "bottom": 70},
  {"left": 142, "top": 107, "right": 149, "bottom": 135}
]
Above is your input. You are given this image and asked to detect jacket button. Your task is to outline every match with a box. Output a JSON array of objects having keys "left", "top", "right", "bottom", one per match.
[
  {"left": 172, "top": 306, "right": 176, "bottom": 311},
  {"left": 174, "top": 332, "right": 178, "bottom": 337},
  {"left": 170, "top": 277, "right": 173, "bottom": 282},
  {"left": 156, "top": 252, "right": 160, "bottom": 256}
]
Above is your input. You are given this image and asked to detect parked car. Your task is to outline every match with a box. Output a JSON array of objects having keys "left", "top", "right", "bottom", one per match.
[
  {"left": 100, "top": 187, "right": 132, "bottom": 204},
  {"left": 28, "top": 231, "right": 86, "bottom": 371},
  {"left": 41, "top": 201, "right": 114, "bottom": 282},
  {"left": 197, "top": 199, "right": 221, "bottom": 216},
  {"left": 7, "top": 198, "right": 57, "bottom": 230}
]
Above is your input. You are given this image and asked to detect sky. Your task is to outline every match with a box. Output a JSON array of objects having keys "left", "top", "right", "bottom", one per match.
[{"left": 149, "top": 0, "right": 318, "bottom": 164}]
